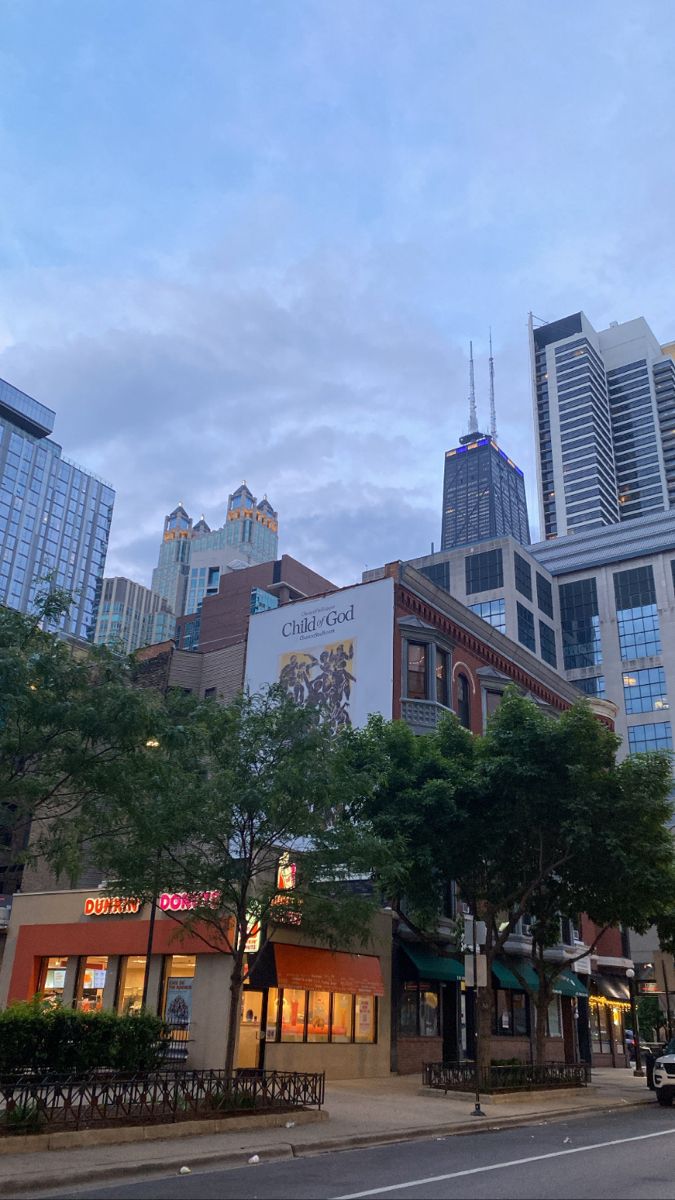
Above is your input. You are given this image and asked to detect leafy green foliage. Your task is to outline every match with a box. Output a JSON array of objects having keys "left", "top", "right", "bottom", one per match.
[
  {"left": 0, "top": 1001, "right": 168, "bottom": 1073},
  {"left": 0, "top": 591, "right": 168, "bottom": 887}
]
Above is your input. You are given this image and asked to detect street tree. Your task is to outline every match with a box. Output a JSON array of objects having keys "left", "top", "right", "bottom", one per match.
[
  {"left": 56, "top": 687, "right": 386, "bottom": 1077},
  {"left": 0, "top": 587, "right": 164, "bottom": 888},
  {"left": 361, "top": 689, "right": 675, "bottom": 1069}
]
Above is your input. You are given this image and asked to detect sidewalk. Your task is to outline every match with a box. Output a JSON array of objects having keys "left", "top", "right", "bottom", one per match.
[{"left": 0, "top": 1067, "right": 653, "bottom": 1198}]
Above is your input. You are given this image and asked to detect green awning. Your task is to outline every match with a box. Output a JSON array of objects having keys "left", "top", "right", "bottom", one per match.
[
  {"left": 492, "top": 960, "right": 588, "bottom": 996},
  {"left": 554, "top": 969, "right": 588, "bottom": 998},
  {"left": 492, "top": 959, "right": 539, "bottom": 990},
  {"left": 402, "top": 945, "right": 464, "bottom": 982}
]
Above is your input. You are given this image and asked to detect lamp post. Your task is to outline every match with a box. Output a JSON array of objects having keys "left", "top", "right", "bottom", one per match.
[
  {"left": 141, "top": 738, "right": 161, "bottom": 1012},
  {"left": 626, "top": 968, "right": 644, "bottom": 1077}
]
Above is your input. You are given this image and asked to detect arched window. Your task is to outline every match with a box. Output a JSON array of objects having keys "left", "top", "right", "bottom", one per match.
[{"left": 457, "top": 673, "right": 471, "bottom": 729}]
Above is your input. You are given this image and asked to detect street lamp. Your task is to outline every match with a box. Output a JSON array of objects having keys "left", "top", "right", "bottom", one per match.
[
  {"left": 141, "top": 737, "right": 161, "bottom": 1011},
  {"left": 626, "top": 968, "right": 644, "bottom": 1078}
]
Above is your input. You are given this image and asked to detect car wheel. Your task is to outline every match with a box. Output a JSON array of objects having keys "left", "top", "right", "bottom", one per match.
[{"left": 657, "top": 1092, "right": 673, "bottom": 1106}]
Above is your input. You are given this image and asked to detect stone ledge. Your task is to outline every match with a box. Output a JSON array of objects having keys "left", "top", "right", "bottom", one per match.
[
  {"left": 419, "top": 1085, "right": 597, "bottom": 1105},
  {"left": 0, "top": 1106, "right": 328, "bottom": 1155}
]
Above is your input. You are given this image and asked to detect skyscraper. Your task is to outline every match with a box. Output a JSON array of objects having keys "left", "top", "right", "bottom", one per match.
[
  {"left": 0, "top": 376, "right": 114, "bottom": 639},
  {"left": 529, "top": 312, "right": 675, "bottom": 540},
  {"left": 441, "top": 340, "right": 530, "bottom": 550},
  {"left": 94, "top": 576, "right": 175, "bottom": 654},
  {"left": 150, "top": 484, "right": 279, "bottom": 621}
]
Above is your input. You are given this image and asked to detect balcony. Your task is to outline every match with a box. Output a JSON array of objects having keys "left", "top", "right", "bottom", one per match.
[{"left": 401, "top": 698, "right": 453, "bottom": 733}]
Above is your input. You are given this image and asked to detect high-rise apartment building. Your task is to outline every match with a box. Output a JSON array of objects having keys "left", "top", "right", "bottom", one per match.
[
  {"left": 529, "top": 312, "right": 675, "bottom": 540},
  {"left": 0, "top": 376, "right": 114, "bottom": 639},
  {"left": 441, "top": 341, "right": 530, "bottom": 551},
  {"left": 93, "top": 576, "right": 175, "bottom": 654}
]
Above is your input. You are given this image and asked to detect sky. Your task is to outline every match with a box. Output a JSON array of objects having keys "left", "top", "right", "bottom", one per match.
[{"left": 1, "top": 0, "right": 675, "bottom": 587}]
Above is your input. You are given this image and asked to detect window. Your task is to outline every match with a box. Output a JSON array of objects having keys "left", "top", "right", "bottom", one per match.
[
  {"left": 484, "top": 690, "right": 502, "bottom": 720},
  {"left": 307, "top": 990, "right": 330, "bottom": 1042},
  {"left": 468, "top": 597, "right": 506, "bottom": 633},
  {"left": 279, "top": 987, "right": 307, "bottom": 1041},
  {"left": 547, "top": 997, "right": 562, "bottom": 1038},
  {"left": 38, "top": 956, "right": 68, "bottom": 1004},
  {"left": 614, "top": 567, "right": 661, "bottom": 660},
  {"left": 465, "top": 548, "right": 503, "bottom": 595},
  {"left": 536, "top": 572, "right": 554, "bottom": 618},
  {"left": 75, "top": 956, "right": 108, "bottom": 1011},
  {"left": 269, "top": 987, "right": 376, "bottom": 1044},
  {"left": 435, "top": 650, "right": 449, "bottom": 706},
  {"left": 514, "top": 552, "right": 532, "bottom": 600},
  {"left": 623, "top": 667, "right": 668, "bottom": 715},
  {"left": 457, "top": 673, "right": 471, "bottom": 729},
  {"left": 331, "top": 993, "right": 354, "bottom": 1043},
  {"left": 539, "top": 621, "right": 557, "bottom": 668},
  {"left": 574, "top": 675, "right": 606, "bottom": 698},
  {"left": 398, "top": 982, "right": 440, "bottom": 1037},
  {"left": 559, "top": 578, "right": 602, "bottom": 668},
  {"left": 355, "top": 994, "right": 377, "bottom": 1043},
  {"left": 163, "top": 954, "right": 195, "bottom": 1036},
  {"left": 204, "top": 687, "right": 217, "bottom": 699},
  {"left": 407, "top": 643, "right": 427, "bottom": 699},
  {"left": 517, "top": 603, "right": 535, "bottom": 652},
  {"left": 495, "top": 990, "right": 529, "bottom": 1037},
  {"left": 117, "top": 956, "right": 147, "bottom": 1016},
  {"left": 419, "top": 561, "right": 450, "bottom": 592},
  {"left": 627, "top": 722, "right": 672, "bottom": 753}
]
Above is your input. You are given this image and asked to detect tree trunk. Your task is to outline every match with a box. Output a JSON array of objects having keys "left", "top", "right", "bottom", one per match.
[
  {"left": 475, "top": 944, "right": 494, "bottom": 1081},
  {"left": 535, "top": 985, "right": 550, "bottom": 1066},
  {"left": 224, "top": 949, "right": 246, "bottom": 1078}
]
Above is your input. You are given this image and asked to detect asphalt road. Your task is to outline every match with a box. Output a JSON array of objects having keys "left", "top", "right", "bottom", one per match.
[{"left": 39, "top": 1106, "right": 675, "bottom": 1200}]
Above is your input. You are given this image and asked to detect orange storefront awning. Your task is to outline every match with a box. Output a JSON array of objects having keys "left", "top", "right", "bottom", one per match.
[{"left": 272, "top": 944, "right": 384, "bottom": 996}]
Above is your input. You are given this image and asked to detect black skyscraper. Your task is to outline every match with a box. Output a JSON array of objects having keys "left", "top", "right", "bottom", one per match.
[{"left": 441, "top": 340, "right": 531, "bottom": 551}]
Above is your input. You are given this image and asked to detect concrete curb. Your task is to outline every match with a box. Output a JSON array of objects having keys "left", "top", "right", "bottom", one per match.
[
  {"left": 0, "top": 1106, "right": 326, "bottom": 1156},
  {"left": 3, "top": 1094, "right": 655, "bottom": 1198}
]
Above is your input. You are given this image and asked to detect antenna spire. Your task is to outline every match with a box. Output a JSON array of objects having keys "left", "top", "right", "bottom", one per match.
[
  {"left": 468, "top": 341, "right": 477, "bottom": 434},
  {"left": 489, "top": 328, "right": 497, "bottom": 440}
]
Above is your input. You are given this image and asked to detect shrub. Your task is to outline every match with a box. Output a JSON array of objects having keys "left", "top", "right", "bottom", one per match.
[{"left": 0, "top": 1001, "right": 168, "bottom": 1075}]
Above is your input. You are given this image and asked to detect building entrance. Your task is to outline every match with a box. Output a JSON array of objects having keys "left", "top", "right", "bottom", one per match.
[{"left": 237, "top": 990, "right": 264, "bottom": 1069}]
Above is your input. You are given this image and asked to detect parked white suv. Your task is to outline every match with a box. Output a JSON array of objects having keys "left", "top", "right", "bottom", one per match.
[{"left": 653, "top": 1049, "right": 675, "bottom": 1106}]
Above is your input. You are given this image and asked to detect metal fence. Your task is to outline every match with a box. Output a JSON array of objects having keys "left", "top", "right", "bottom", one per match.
[
  {"left": 0, "top": 1068, "right": 325, "bottom": 1135},
  {"left": 422, "top": 1060, "right": 591, "bottom": 1093}
]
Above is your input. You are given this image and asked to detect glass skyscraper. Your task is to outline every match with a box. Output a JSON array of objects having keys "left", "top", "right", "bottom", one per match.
[
  {"left": 529, "top": 312, "right": 675, "bottom": 539},
  {"left": 0, "top": 376, "right": 114, "bottom": 640}
]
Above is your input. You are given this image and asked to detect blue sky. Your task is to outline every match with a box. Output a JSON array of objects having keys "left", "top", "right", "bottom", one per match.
[{"left": 1, "top": 0, "right": 674, "bottom": 585}]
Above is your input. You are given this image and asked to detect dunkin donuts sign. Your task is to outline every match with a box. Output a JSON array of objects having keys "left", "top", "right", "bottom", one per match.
[{"left": 83, "top": 891, "right": 221, "bottom": 917}]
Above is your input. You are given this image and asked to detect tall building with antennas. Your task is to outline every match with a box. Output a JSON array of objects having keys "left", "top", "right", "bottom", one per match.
[{"left": 441, "top": 338, "right": 531, "bottom": 550}]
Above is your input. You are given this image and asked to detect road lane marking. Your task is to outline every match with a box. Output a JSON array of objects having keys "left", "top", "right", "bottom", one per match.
[{"left": 333, "top": 1126, "right": 675, "bottom": 1198}]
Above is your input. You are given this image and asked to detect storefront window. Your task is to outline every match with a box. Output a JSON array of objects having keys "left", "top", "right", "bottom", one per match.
[
  {"left": 75, "top": 956, "right": 108, "bottom": 1011},
  {"left": 495, "top": 989, "right": 529, "bottom": 1036},
  {"left": 547, "top": 997, "right": 562, "bottom": 1038},
  {"left": 331, "top": 993, "right": 354, "bottom": 1043},
  {"left": 280, "top": 988, "right": 307, "bottom": 1042},
  {"left": 399, "top": 984, "right": 419, "bottom": 1035},
  {"left": 117, "top": 956, "right": 147, "bottom": 1015},
  {"left": 39, "top": 956, "right": 68, "bottom": 1005},
  {"left": 307, "top": 991, "right": 330, "bottom": 1042},
  {"left": 266, "top": 988, "right": 280, "bottom": 1041},
  {"left": 513, "top": 993, "right": 528, "bottom": 1037},
  {"left": 163, "top": 954, "right": 195, "bottom": 1029},
  {"left": 420, "top": 989, "right": 440, "bottom": 1037},
  {"left": 272, "top": 988, "right": 376, "bottom": 1044},
  {"left": 611, "top": 1005, "right": 625, "bottom": 1055},
  {"left": 355, "top": 994, "right": 376, "bottom": 1043}
]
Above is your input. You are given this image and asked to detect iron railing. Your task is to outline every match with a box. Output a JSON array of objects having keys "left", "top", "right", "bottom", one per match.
[
  {"left": 0, "top": 1068, "right": 325, "bottom": 1135},
  {"left": 422, "top": 1060, "right": 590, "bottom": 1093}
]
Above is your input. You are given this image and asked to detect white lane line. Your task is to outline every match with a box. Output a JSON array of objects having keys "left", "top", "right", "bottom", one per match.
[{"left": 332, "top": 1126, "right": 675, "bottom": 1198}]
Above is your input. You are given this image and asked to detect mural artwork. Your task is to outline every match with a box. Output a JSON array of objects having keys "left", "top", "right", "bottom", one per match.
[{"left": 278, "top": 639, "right": 356, "bottom": 731}]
